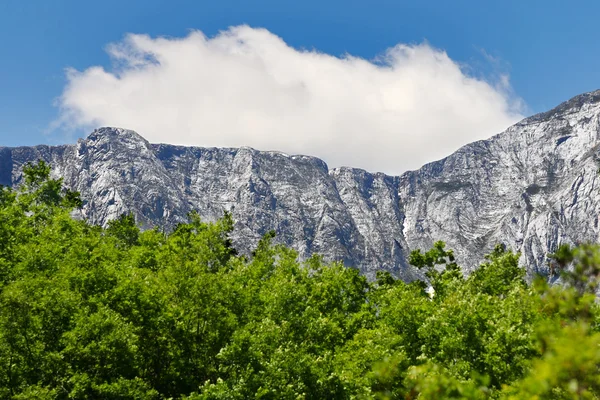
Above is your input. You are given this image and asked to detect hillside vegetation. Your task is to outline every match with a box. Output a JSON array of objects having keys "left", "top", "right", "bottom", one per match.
[{"left": 1, "top": 162, "right": 599, "bottom": 399}]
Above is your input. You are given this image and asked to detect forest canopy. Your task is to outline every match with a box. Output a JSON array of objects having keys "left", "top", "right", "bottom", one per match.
[{"left": 0, "top": 161, "right": 599, "bottom": 399}]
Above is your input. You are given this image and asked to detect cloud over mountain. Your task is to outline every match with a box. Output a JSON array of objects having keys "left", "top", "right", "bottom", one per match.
[{"left": 56, "top": 25, "right": 524, "bottom": 173}]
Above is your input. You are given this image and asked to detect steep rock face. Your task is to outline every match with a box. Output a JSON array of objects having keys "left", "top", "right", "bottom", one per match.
[
  {"left": 0, "top": 128, "right": 416, "bottom": 280},
  {"left": 400, "top": 90, "right": 600, "bottom": 275},
  {"left": 155, "top": 145, "right": 367, "bottom": 268},
  {"left": 331, "top": 168, "right": 414, "bottom": 278},
  {"left": 2, "top": 90, "right": 600, "bottom": 279}
]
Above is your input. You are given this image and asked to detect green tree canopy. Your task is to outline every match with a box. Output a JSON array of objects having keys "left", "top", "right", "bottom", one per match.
[{"left": 0, "top": 161, "right": 599, "bottom": 399}]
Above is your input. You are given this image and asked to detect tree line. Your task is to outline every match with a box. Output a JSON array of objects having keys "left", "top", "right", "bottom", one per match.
[{"left": 0, "top": 161, "right": 599, "bottom": 399}]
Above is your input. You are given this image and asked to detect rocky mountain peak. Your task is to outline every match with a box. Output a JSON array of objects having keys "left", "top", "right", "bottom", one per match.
[
  {"left": 74, "top": 127, "right": 159, "bottom": 177},
  {"left": 81, "top": 127, "right": 151, "bottom": 155},
  {"left": 520, "top": 89, "right": 600, "bottom": 126},
  {"left": 86, "top": 126, "right": 148, "bottom": 143}
]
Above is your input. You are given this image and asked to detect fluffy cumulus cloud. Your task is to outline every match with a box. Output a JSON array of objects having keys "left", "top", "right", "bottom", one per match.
[{"left": 56, "top": 25, "right": 524, "bottom": 174}]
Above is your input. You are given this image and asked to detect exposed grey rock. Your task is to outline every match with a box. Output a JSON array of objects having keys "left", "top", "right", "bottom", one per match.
[
  {"left": 401, "top": 90, "right": 600, "bottom": 277},
  {"left": 2, "top": 90, "right": 600, "bottom": 280}
]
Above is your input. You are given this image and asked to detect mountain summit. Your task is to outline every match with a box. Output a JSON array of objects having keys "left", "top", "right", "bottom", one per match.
[{"left": 2, "top": 90, "right": 600, "bottom": 280}]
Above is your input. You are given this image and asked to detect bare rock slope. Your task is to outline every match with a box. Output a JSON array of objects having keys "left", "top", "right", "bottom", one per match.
[{"left": 2, "top": 90, "right": 600, "bottom": 279}]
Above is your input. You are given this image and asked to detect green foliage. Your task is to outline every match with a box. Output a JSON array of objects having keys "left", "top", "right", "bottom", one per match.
[
  {"left": 468, "top": 244, "right": 525, "bottom": 296},
  {"left": 1, "top": 162, "right": 600, "bottom": 399},
  {"left": 409, "top": 240, "right": 462, "bottom": 298},
  {"left": 106, "top": 213, "right": 140, "bottom": 248},
  {"left": 550, "top": 242, "right": 600, "bottom": 294}
]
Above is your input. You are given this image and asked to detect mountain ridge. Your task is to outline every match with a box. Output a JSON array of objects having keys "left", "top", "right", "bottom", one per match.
[{"left": 2, "top": 90, "right": 600, "bottom": 280}]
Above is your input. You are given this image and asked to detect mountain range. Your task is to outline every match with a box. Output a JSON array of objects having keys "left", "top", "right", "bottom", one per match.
[{"left": 2, "top": 90, "right": 600, "bottom": 280}]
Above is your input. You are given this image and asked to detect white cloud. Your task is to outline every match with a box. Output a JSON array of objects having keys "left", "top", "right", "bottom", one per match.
[{"left": 56, "top": 25, "right": 524, "bottom": 174}]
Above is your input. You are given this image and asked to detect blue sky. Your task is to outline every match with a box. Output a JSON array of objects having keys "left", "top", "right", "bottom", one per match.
[{"left": 0, "top": 0, "right": 599, "bottom": 172}]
